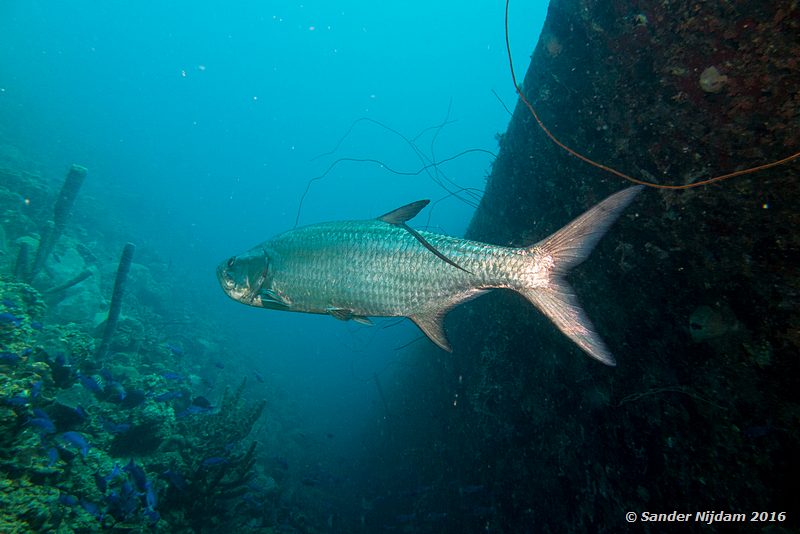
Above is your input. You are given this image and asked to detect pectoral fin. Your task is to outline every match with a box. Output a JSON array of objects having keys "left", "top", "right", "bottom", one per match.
[
  {"left": 260, "top": 289, "right": 290, "bottom": 308},
  {"left": 378, "top": 200, "right": 471, "bottom": 273}
]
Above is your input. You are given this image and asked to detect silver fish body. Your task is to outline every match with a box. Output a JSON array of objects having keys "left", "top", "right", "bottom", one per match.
[{"left": 217, "top": 186, "right": 643, "bottom": 365}]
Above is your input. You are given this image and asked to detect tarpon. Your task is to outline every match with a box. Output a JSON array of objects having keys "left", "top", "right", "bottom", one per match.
[{"left": 217, "top": 186, "right": 642, "bottom": 365}]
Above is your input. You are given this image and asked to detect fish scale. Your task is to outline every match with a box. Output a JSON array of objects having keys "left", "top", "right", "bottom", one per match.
[
  {"left": 217, "top": 187, "right": 642, "bottom": 365},
  {"left": 269, "top": 222, "right": 500, "bottom": 316}
]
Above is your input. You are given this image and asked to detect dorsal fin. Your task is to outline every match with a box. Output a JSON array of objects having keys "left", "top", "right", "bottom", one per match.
[
  {"left": 377, "top": 200, "right": 472, "bottom": 274},
  {"left": 378, "top": 200, "right": 430, "bottom": 224}
]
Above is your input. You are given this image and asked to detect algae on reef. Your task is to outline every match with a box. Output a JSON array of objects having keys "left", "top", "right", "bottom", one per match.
[{"left": 0, "top": 155, "right": 275, "bottom": 531}]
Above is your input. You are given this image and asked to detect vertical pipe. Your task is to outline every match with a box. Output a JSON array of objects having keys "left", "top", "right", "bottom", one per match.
[
  {"left": 29, "top": 164, "right": 87, "bottom": 280},
  {"left": 96, "top": 242, "right": 135, "bottom": 358},
  {"left": 14, "top": 242, "right": 31, "bottom": 280}
]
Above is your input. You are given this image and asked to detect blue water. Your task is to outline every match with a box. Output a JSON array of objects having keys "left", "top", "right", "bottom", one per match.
[{"left": 1, "top": 1, "right": 546, "bottom": 530}]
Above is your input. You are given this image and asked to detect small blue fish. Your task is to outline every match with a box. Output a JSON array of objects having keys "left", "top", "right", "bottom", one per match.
[
  {"left": 145, "top": 481, "right": 158, "bottom": 509},
  {"left": 29, "top": 415, "right": 56, "bottom": 434},
  {"left": 95, "top": 463, "right": 123, "bottom": 492},
  {"left": 78, "top": 374, "right": 103, "bottom": 394},
  {"left": 107, "top": 480, "right": 139, "bottom": 520},
  {"left": 160, "top": 469, "right": 188, "bottom": 492},
  {"left": 162, "top": 372, "right": 183, "bottom": 380},
  {"left": 3, "top": 394, "right": 29, "bottom": 406},
  {"left": 61, "top": 431, "right": 91, "bottom": 458},
  {"left": 99, "top": 368, "right": 114, "bottom": 382},
  {"left": 30, "top": 321, "right": 43, "bottom": 330},
  {"left": 201, "top": 457, "right": 228, "bottom": 467},
  {"left": 80, "top": 499, "right": 104, "bottom": 520},
  {"left": 0, "top": 352, "right": 21, "bottom": 365},
  {"left": 30, "top": 381, "right": 43, "bottom": 398},
  {"left": 74, "top": 405, "right": 89, "bottom": 421},
  {"left": 253, "top": 371, "right": 264, "bottom": 383},
  {"left": 46, "top": 447, "right": 59, "bottom": 466},
  {"left": 124, "top": 459, "right": 148, "bottom": 492},
  {"left": 58, "top": 493, "right": 79, "bottom": 507},
  {"left": 166, "top": 343, "right": 184, "bottom": 356},
  {"left": 214, "top": 361, "right": 225, "bottom": 369},
  {"left": 154, "top": 391, "right": 183, "bottom": 402},
  {"left": 0, "top": 312, "right": 22, "bottom": 327},
  {"left": 101, "top": 419, "right": 131, "bottom": 434},
  {"left": 1, "top": 298, "right": 17, "bottom": 308},
  {"left": 29, "top": 418, "right": 56, "bottom": 433},
  {"left": 108, "top": 463, "right": 123, "bottom": 480}
]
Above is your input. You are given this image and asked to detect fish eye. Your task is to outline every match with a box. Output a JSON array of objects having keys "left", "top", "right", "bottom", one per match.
[{"left": 226, "top": 257, "right": 235, "bottom": 268}]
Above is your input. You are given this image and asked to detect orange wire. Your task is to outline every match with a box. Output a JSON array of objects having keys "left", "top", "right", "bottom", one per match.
[{"left": 504, "top": 0, "right": 800, "bottom": 190}]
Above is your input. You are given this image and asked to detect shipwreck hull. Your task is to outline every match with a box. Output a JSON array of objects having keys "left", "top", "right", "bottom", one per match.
[{"left": 383, "top": 1, "right": 800, "bottom": 532}]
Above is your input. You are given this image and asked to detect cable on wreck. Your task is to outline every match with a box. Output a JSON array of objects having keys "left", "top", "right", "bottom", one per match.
[{"left": 504, "top": 0, "right": 800, "bottom": 190}]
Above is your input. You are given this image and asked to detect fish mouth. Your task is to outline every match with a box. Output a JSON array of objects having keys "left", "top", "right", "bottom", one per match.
[
  {"left": 216, "top": 262, "right": 238, "bottom": 296},
  {"left": 216, "top": 259, "right": 263, "bottom": 305}
]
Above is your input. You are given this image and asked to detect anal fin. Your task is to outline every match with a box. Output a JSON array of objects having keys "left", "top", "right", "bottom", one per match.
[
  {"left": 410, "top": 311, "right": 451, "bottom": 352},
  {"left": 408, "top": 290, "right": 487, "bottom": 352}
]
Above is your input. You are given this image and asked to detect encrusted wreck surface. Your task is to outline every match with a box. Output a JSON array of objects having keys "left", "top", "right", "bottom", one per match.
[{"left": 394, "top": 1, "right": 800, "bottom": 532}]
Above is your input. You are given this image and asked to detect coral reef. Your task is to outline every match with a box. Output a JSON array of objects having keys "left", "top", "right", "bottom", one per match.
[
  {"left": 0, "top": 155, "right": 276, "bottom": 532},
  {"left": 0, "top": 273, "right": 271, "bottom": 531},
  {"left": 161, "top": 379, "right": 267, "bottom": 531}
]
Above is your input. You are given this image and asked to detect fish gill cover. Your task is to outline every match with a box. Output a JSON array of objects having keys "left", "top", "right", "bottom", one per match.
[{"left": 1, "top": 0, "right": 799, "bottom": 532}]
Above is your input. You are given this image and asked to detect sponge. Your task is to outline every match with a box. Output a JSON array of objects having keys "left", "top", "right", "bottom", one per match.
[
  {"left": 29, "top": 164, "right": 87, "bottom": 280},
  {"left": 95, "top": 242, "right": 135, "bottom": 358}
]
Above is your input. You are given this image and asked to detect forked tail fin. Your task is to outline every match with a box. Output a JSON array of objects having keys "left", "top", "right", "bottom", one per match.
[{"left": 519, "top": 186, "right": 643, "bottom": 365}]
